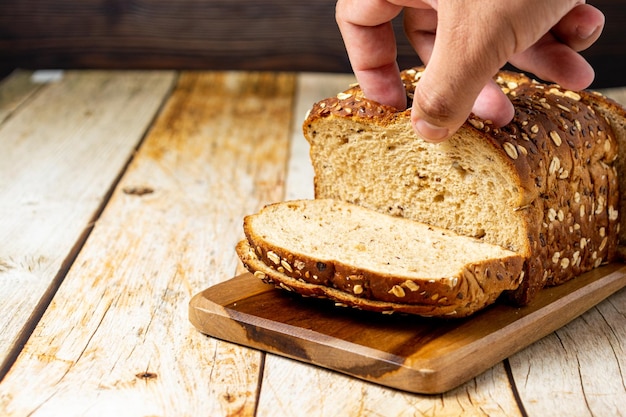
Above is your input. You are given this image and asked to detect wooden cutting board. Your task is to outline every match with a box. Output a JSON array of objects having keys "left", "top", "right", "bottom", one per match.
[{"left": 189, "top": 263, "right": 626, "bottom": 394}]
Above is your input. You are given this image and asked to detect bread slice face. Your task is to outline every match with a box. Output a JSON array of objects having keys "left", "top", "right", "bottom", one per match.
[
  {"left": 238, "top": 199, "right": 524, "bottom": 318},
  {"left": 303, "top": 68, "right": 622, "bottom": 305}
]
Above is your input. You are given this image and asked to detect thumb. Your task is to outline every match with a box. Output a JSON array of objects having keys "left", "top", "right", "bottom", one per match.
[
  {"left": 409, "top": 5, "right": 513, "bottom": 142},
  {"left": 411, "top": 62, "right": 505, "bottom": 144}
]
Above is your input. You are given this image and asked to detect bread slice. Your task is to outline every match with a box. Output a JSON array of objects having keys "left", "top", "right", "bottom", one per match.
[
  {"left": 237, "top": 199, "right": 524, "bottom": 317},
  {"left": 303, "top": 68, "right": 624, "bottom": 305}
]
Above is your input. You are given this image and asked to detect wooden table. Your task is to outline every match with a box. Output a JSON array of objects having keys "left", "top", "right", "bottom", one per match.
[{"left": 0, "top": 69, "right": 625, "bottom": 416}]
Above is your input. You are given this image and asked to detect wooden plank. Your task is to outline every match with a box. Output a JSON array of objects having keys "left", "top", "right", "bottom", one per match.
[
  {"left": 284, "top": 72, "right": 356, "bottom": 201},
  {"left": 509, "top": 287, "right": 626, "bottom": 416},
  {"left": 255, "top": 359, "right": 521, "bottom": 416},
  {"left": 0, "top": 71, "right": 295, "bottom": 416},
  {"left": 190, "top": 262, "right": 626, "bottom": 394},
  {"left": 1, "top": 0, "right": 624, "bottom": 88},
  {"left": 0, "top": 0, "right": 351, "bottom": 73},
  {"left": 0, "top": 70, "right": 175, "bottom": 375},
  {"left": 0, "top": 70, "right": 41, "bottom": 123}
]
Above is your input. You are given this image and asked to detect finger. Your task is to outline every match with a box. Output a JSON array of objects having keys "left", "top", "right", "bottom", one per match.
[
  {"left": 335, "top": 0, "right": 407, "bottom": 109},
  {"left": 403, "top": 7, "right": 438, "bottom": 64},
  {"left": 408, "top": 1, "right": 584, "bottom": 142},
  {"left": 471, "top": 80, "right": 515, "bottom": 127},
  {"left": 509, "top": 32, "right": 595, "bottom": 91},
  {"left": 410, "top": 2, "right": 512, "bottom": 142},
  {"left": 551, "top": 4, "right": 605, "bottom": 52},
  {"left": 404, "top": 6, "right": 514, "bottom": 134}
]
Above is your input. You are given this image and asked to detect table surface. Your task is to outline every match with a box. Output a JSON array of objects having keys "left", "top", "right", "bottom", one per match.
[{"left": 0, "top": 69, "right": 625, "bottom": 417}]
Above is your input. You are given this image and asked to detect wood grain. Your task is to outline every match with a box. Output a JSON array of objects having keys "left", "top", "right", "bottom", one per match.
[
  {"left": 0, "top": 71, "right": 295, "bottom": 416},
  {"left": 1, "top": 0, "right": 625, "bottom": 88},
  {"left": 285, "top": 73, "right": 356, "bottom": 201},
  {"left": 1, "top": 69, "right": 624, "bottom": 416},
  {"left": 509, "top": 286, "right": 626, "bottom": 416},
  {"left": 190, "top": 262, "right": 626, "bottom": 395},
  {"left": 0, "top": 70, "right": 175, "bottom": 377},
  {"left": 0, "top": 70, "right": 41, "bottom": 124},
  {"left": 255, "top": 358, "right": 522, "bottom": 417}
]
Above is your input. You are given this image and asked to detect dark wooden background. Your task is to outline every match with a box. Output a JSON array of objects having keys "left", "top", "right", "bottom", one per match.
[{"left": 1, "top": 0, "right": 624, "bottom": 87}]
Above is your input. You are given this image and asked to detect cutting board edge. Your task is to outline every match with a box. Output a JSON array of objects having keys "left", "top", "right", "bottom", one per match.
[
  {"left": 189, "top": 292, "right": 452, "bottom": 393},
  {"left": 188, "top": 263, "right": 626, "bottom": 394},
  {"left": 399, "top": 263, "right": 626, "bottom": 381}
]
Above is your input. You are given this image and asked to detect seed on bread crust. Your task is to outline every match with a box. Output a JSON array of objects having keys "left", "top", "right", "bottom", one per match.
[
  {"left": 564, "top": 90, "right": 582, "bottom": 101},
  {"left": 281, "top": 259, "right": 293, "bottom": 273},
  {"left": 266, "top": 250, "right": 280, "bottom": 265},
  {"left": 549, "top": 157, "right": 561, "bottom": 175},
  {"left": 549, "top": 131, "right": 563, "bottom": 146},
  {"left": 557, "top": 104, "right": 571, "bottom": 113},
  {"left": 389, "top": 285, "right": 406, "bottom": 298},
  {"left": 599, "top": 236, "right": 608, "bottom": 251},
  {"left": 503, "top": 142, "right": 518, "bottom": 159},
  {"left": 469, "top": 119, "right": 484, "bottom": 130}
]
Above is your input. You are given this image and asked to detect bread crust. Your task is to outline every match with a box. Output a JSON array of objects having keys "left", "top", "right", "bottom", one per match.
[
  {"left": 303, "top": 67, "right": 622, "bottom": 305},
  {"left": 236, "top": 238, "right": 524, "bottom": 318}
]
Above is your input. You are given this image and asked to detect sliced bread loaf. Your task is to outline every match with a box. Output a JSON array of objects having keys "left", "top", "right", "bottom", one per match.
[
  {"left": 237, "top": 199, "right": 524, "bottom": 317},
  {"left": 303, "top": 68, "right": 624, "bottom": 305}
]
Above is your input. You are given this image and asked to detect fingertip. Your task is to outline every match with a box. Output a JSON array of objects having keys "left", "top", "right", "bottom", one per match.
[
  {"left": 512, "top": 41, "right": 596, "bottom": 92},
  {"left": 576, "top": 22, "right": 603, "bottom": 42},
  {"left": 559, "top": 58, "right": 595, "bottom": 91},
  {"left": 553, "top": 4, "right": 605, "bottom": 51},
  {"left": 409, "top": 80, "right": 463, "bottom": 143},
  {"left": 471, "top": 81, "right": 515, "bottom": 127},
  {"left": 412, "top": 117, "right": 451, "bottom": 143},
  {"left": 357, "top": 64, "right": 408, "bottom": 110},
  {"left": 410, "top": 62, "right": 495, "bottom": 143}
]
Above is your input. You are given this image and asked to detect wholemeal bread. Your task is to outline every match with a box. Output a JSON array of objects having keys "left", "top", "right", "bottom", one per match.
[
  {"left": 303, "top": 67, "right": 625, "bottom": 305},
  {"left": 237, "top": 199, "right": 524, "bottom": 317}
]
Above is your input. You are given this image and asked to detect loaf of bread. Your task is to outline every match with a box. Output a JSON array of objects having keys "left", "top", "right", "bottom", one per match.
[
  {"left": 302, "top": 67, "right": 625, "bottom": 306},
  {"left": 237, "top": 199, "right": 524, "bottom": 317}
]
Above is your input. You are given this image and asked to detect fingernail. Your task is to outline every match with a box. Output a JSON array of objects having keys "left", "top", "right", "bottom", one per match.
[
  {"left": 577, "top": 24, "right": 601, "bottom": 40},
  {"left": 414, "top": 119, "right": 449, "bottom": 143}
]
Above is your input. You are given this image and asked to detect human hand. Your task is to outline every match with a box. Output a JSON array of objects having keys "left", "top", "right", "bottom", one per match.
[{"left": 335, "top": 0, "right": 605, "bottom": 142}]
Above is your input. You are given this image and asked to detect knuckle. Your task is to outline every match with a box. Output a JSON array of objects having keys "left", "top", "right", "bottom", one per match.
[{"left": 413, "top": 87, "right": 456, "bottom": 122}]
